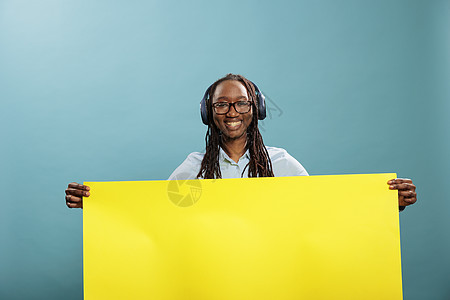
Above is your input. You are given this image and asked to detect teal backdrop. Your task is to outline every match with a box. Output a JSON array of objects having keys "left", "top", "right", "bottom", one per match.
[{"left": 1, "top": 0, "right": 449, "bottom": 299}]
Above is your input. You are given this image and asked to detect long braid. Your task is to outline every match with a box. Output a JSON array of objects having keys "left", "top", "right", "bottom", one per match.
[
  {"left": 201, "top": 125, "right": 222, "bottom": 179},
  {"left": 196, "top": 74, "right": 274, "bottom": 179}
]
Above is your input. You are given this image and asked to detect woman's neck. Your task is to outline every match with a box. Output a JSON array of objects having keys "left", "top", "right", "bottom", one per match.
[{"left": 221, "top": 136, "right": 247, "bottom": 163}]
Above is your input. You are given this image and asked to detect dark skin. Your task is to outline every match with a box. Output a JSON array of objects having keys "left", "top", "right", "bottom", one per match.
[
  {"left": 65, "top": 182, "right": 90, "bottom": 208},
  {"left": 65, "top": 80, "right": 418, "bottom": 209},
  {"left": 389, "top": 178, "right": 417, "bottom": 207},
  {"left": 212, "top": 80, "right": 253, "bottom": 162}
]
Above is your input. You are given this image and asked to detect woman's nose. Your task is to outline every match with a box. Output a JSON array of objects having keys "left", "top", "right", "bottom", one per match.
[{"left": 227, "top": 103, "right": 239, "bottom": 117}]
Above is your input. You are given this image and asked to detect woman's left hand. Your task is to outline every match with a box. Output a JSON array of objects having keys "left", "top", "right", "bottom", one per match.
[{"left": 388, "top": 178, "right": 417, "bottom": 209}]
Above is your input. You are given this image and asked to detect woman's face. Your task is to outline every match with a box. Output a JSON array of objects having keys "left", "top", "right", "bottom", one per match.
[{"left": 212, "top": 80, "right": 253, "bottom": 141}]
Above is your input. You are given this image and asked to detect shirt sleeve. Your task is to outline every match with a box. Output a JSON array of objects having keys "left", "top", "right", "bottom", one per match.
[
  {"left": 168, "top": 152, "right": 204, "bottom": 180},
  {"left": 267, "top": 147, "right": 309, "bottom": 177}
]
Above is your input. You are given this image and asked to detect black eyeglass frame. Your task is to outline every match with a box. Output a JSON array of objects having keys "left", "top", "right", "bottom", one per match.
[{"left": 212, "top": 100, "right": 253, "bottom": 115}]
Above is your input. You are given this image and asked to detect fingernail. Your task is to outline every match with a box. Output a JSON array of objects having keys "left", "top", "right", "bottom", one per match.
[
  {"left": 389, "top": 185, "right": 394, "bottom": 189},
  {"left": 86, "top": 187, "right": 90, "bottom": 191}
]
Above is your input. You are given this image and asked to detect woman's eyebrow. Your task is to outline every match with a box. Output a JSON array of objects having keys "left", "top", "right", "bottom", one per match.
[{"left": 216, "top": 95, "right": 248, "bottom": 101}]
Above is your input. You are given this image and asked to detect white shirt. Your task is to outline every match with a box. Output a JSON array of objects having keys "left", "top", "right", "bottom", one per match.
[{"left": 168, "top": 146, "right": 308, "bottom": 180}]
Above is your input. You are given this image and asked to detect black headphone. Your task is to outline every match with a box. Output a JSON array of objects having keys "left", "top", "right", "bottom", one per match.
[{"left": 200, "top": 81, "right": 266, "bottom": 125}]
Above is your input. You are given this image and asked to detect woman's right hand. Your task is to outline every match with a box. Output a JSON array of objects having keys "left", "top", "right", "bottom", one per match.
[{"left": 65, "top": 182, "right": 90, "bottom": 208}]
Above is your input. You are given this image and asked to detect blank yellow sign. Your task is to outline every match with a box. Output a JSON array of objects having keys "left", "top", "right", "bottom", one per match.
[{"left": 84, "top": 174, "right": 402, "bottom": 300}]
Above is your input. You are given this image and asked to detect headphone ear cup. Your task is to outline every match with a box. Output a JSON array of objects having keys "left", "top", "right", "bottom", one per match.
[
  {"left": 257, "top": 91, "right": 266, "bottom": 120},
  {"left": 200, "top": 86, "right": 211, "bottom": 125},
  {"left": 250, "top": 81, "right": 266, "bottom": 121}
]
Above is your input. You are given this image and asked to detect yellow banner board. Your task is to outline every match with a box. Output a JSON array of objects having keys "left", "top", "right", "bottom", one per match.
[{"left": 84, "top": 174, "right": 402, "bottom": 300}]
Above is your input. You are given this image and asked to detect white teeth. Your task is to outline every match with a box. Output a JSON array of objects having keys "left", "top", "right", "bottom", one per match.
[{"left": 226, "top": 121, "right": 241, "bottom": 126}]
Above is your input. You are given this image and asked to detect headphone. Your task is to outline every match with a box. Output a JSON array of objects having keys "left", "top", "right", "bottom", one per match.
[{"left": 200, "top": 80, "right": 266, "bottom": 125}]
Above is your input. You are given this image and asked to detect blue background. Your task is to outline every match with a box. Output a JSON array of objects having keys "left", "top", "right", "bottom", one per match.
[{"left": 1, "top": 0, "right": 449, "bottom": 299}]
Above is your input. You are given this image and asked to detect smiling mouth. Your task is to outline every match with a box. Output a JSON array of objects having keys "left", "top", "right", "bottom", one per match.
[{"left": 224, "top": 121, "right": 242, "bottom": 129}]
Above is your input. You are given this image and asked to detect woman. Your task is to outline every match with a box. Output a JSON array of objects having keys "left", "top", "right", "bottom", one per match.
[{"left": 65, "top": 74, "right": 417, "bottom": 209}]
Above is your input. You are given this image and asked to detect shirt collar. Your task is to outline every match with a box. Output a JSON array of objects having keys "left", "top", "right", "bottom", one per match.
[{"left": 219, "top": 147, "right": 250, "bottom": 164}]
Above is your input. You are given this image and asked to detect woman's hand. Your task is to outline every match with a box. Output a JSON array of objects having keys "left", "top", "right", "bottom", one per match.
[
  {"left": 65, "top": 182, "right": 90, "bottom": 209},
  {"left": 387, "top": 178, "right": 417, "bottom": 209}
]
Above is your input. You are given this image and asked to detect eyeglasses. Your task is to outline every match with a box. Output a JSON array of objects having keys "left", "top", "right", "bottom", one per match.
[{"left": 212, "top": 101, "right": 253, "bottom": 115}]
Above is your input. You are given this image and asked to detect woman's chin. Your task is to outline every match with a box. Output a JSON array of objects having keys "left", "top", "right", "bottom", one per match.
[{"left": 222, "top": 131, "right": 246, "bottom": 141}]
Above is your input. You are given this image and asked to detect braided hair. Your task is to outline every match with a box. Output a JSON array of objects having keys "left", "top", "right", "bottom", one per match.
[{"left": 196, "top": 74, "right": 274, "bottom": 179}]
